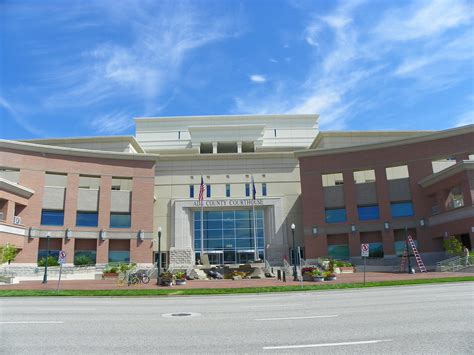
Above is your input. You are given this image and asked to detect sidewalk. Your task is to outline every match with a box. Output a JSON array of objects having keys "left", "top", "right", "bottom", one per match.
[{"left": 2, "top": 271, "right": 472, "bottom": 290}]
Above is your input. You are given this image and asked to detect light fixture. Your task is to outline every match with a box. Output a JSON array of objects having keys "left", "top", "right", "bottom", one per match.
[
  {"left": 384, "top": 221, "right": 390, "bottom": 230},
  {"left": 99, "top": 229, "right": 107, "bottom": 240},
  {"left": 65, "top": 228, "right": 72, "bottom": 240},
  {"left": 351, "top": 224, "right": 357, "bottom": 233},
  {"left": 419, "top": 219, "right": 425, "bottom": 227},
  {"left": 312, "top": 226, "right": 318, "bottom": 235},
  {"left": 138, "top": 230, "right": 144, "bottom": 240},
  {"left": 444, "top": 231, "right": 448, "bottom": 238}
]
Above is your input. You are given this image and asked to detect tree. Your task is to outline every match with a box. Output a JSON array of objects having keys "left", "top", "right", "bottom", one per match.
[
  {"left": 443, "top": 236, "right": 463, "bottom": 256},
  {"left": 0, "top": 244, "right": 18, "bottom": 264}
]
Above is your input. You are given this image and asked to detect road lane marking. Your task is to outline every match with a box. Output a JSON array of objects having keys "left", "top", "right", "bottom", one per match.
[
  {"left": 255, "top": 315, "right": 338, "bottom": 321},
  {"left": 263, "top": 339, "right": 393, "bottom": 350},
  {"left": 0, "top": 321, "right": 64, "bottom": 324},
  {"left": 249, "top": 304, "right": 304, "bottom": 308}
]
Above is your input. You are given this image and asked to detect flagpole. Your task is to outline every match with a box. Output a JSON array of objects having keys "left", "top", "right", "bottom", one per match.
[
  {"left": 253, "top": 199, "right": 257, "bottom": 261},
  {"left": 200, "top": 201, "right": 204, "bottom": 257}
]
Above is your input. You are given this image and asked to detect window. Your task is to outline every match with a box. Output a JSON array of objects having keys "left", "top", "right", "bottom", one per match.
[
  {"left": 245, "top": 183, "right": 250, "bottom": 197},
  {"left": 108, "top": 251, "right": 130, "bottom": 263},
  {"left": 328, "top": 244, "right": 350, "bottom": 260},
  {"left": 446, "top": 186, "right": 464, "bottom": 210},
  {"left": 386, "top": 165, "right": 409, "bottom": 180},
  {"left": 262, "top": 183, "right": 267, "bottom": 196},
  {"left": 325, "top": 208, "right": 347, "bottom": 223},
  {"left": 206, "top": 185, "right": 211, "bottom": 198},
  {"left": 322, "top": 173, "right": 344, "bottom": 187},
  {"left": 41, "top": 210, "right": 64, "bottom": 226},
  {"left": 110, "top": 212, "right": 131, "bottom": 228},
  {"left": 226, "top": 184, "right": 231, "bottom": 197},
  {"left": 76, "top": 211, "right": 98, "bottom": 227},
  {"left": 394, "top": 239, "right": 418, "bottom": 257},
  {"left": 74, "top": 251, "right": 96, "bottom": 265},
  {"left": 358, "top": 205, "right": 380, "bottom": 221},
  {"left": 390, "top": 202, "right": 414, "bottom": 218},
  {"left": 189, "top": 185, "right": 194, "bottom": 198},
  {"left": 111, "top": 177, "right": 132, "bottom": 191},
  {"left": 367, "top": 243, "right": 384, "bottom": 258},
  {"left": 354, "top": 169, "right": 376, "bottom": 184}
]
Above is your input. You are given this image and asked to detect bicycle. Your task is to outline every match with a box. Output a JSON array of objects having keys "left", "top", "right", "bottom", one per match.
[{"left": 127, "top": 271, "right": 150, "bottom": 286}]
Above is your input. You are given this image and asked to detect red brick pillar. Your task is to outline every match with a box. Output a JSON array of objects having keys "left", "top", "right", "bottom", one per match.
[
  {"left": 349, "top": 231, "right": 361, "bottom": 257},
  {"left": 5, "top": 200, "right": 15, "bottom": 224},
  {"left": 64, "top": 173, "right": 79, "bottom": 228},
  {"left": 14, "top": 237, "right": 39, "bottom": 264},
  {"left": 382, "top": 229, "right": 395, "bottom": 255},
  {"left": 62, "top": 238, "right": 75, "bottom": 266},
  {"left": 130, "top": 239, "right": 154, "bottom": 264},
  {"left": 96, "top": 239, "right": 109, "bottom": 264}
]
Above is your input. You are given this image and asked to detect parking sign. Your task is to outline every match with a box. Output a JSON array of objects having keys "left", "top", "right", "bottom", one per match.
[
  {"left": 58, "top": 250, "right": 67, "bottom": 264},
  {"left": 361, "top": 244, "right": 369, "bottom": 257}
]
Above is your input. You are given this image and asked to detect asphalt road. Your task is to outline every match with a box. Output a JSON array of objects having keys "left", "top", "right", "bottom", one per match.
[{"left": 1, "top": 283, "right": 473, "bottom": 354}]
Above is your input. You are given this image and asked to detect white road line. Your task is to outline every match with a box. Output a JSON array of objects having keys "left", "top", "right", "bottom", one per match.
[
  {"left": 0, "top": 321, "right": 64, "bottom": 324},
  {"left": 33, "top": 308, "right": 96, "bottom": 311},
  {"left": 255, "top": 315, "right": 338, "bottom": 321},
  {"left": 249, "top": 304, "right": 304, "bottom": 308},
  {"left": 263, "top": 339, "right": 393, "bottom": 350}
]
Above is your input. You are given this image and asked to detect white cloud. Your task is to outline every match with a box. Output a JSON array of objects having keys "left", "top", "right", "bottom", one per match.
[
  {"left": 375, "top": 0, "right": 472, "bottom": 41},
  {"left": 250, "top": 75, "right": 266, "bottom": 83},
  {"left": 454, "top": 111, "right": 474, "bottom": 127},
  {"left": 0, "top": 96, "right": 46, "bottom": 136},
  {"left": 89, "top": 111, "right": 134, "bottom": 134}
]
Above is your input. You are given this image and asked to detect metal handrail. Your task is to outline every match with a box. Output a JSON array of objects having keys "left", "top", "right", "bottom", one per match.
[{"left": 436, "top": 255, "right": 473, "bottom": 272}]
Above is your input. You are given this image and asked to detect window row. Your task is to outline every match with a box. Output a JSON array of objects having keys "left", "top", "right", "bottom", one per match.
[
  {"left": 327, "top": 240, "right": 418, "bottom": 259},
  {"left": 322, "top": 165, "right": 410, "bottom": 187},
  {"left": 40, "top": 210, "right": 131, "bottom": 228},
  {"left": 325, "top": 201, "right": 414, "bottom": 223},
  {"left": 189, "top": 183, "right": 267, "bottom": 198}
]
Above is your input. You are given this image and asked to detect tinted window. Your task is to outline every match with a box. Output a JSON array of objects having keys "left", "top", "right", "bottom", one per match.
[
  {"left": 328, "top": 244, "right": 350, "bottom": 260},
  {"left": 325, "top": 208, "right": 347, "bottom": 223},
  {"left": 358, "top": 205, "right": 380, "bottom": 221},
  {"left": 110, "top": 213, "right": 131, "bottom": 228},
  {"left": 391, "top": 202, "right": 414, "bottom": 218},
  {"left": 108, "top": 251, "right": 130, "bottom": 263},
  {"left": 41, "top": 210, "right": 64, "bottom": 226},
  {"left": 189, "top": 185, "right": 194, "bottom": 198},
  {"left": 76, "top": 212, "right": 98, "bottom": 227}
]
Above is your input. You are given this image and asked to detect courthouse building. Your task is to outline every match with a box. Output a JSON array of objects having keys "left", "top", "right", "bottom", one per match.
[{"left": 0, "top": 114, "right": 473, "bottom": 268}]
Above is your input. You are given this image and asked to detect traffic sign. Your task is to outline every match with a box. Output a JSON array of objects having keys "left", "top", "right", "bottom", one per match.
[
  {"left": 361, "top": 243, "right": 369, "bottom": 257},
  {"left": 58, "top": 250, "right": 67, "bottom": 264}
]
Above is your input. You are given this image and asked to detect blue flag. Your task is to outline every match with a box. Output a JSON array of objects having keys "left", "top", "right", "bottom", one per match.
[{"left": 251, "top": 175, "right": 256, "bottom": 200}]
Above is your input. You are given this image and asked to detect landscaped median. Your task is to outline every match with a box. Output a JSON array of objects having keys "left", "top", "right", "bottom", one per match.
[{"left": 0, "top": 276, "right": 473, "bottom": 297}]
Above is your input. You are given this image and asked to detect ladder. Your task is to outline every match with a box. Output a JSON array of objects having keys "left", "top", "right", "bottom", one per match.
[{"left": 400, "top": 235, "right": 427, "bottom": 273}]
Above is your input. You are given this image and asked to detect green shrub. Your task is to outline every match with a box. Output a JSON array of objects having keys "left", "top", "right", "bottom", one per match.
[
  {"left": 443, "top": 236, "right": 463, "bottom": 256},
  {"left": 38, "top": 256, "right": 59, "bottom": 267},
  {"left": 174, "top": 271, "right": 186, "bottom": 280},
  {"left": 74, "top": 255, "right": 95, "bottom": 266},
  {"left": 0, "top": 244, "right": 18, "bottom": 264}
]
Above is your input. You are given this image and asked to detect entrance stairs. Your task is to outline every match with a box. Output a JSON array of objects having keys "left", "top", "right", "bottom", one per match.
[{"left": 436, "top": 255, "right": 474, "bottom": 272}]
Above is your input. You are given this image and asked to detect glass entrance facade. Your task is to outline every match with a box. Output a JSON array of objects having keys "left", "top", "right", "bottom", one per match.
[{"left": 194, "top": 209, "right": 265, "bottom": 264}]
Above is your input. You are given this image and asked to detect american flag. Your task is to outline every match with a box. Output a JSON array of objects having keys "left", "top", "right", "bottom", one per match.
[
  {"left": 198, "top": 176, "right": 206, "bottom": 204},
  {"left": 251, "top": 175, "right": 256, "bottom": 200}
]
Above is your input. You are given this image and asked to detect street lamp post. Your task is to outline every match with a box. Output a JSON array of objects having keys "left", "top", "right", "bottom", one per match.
[
  {"left": 42, "top": 232, "right": 50, "bottom": 284},
  {"left": 291, "top": 223, "right": 298, "bottom": 281},
  {"left": 156, "top": 227, "right": 162, "bottom": 286},
  {"left": 405, "top": 226, "right": 414, "bottom": 274}
]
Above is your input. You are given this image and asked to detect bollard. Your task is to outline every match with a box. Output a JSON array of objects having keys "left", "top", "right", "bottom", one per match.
[
  {"left": 283, "top": 271, "right": 286, "bottom": 282},
  {"left": 277, "top": 269, "right": 281, "bottom": 280}
]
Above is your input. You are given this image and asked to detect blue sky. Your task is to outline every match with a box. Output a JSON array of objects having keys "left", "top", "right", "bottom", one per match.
[{"left": 0, "top": 0, "right": 473, "bottom": 139}]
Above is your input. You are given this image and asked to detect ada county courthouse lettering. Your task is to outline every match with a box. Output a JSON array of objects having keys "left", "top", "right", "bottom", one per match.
[{"left": 192, "top": 199, "right": 264, "bottom": 208}]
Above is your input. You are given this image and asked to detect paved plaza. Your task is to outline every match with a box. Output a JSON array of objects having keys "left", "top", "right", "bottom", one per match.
[{"left": 1, "top": 271, "right": 471, "bottom": 290}]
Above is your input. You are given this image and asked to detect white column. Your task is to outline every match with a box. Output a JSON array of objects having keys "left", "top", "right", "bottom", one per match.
[
  {"left": 237, "top": 141, "right": 242, "bottom": 154},
  {"left": 212, "top": 142, "right": 218, "bottom": 154}
]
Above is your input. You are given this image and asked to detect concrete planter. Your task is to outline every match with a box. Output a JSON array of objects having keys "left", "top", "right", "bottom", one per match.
[
  {"left": 339, "top": 267, "right": 355, "bottom": 273},
  {"left": 324, "top": 275, "right": 336, "bottom": 281},
  {"left": 313, "top": 276, "right": 324, "bottom": 282},
  {"left": 102, "top": 272, "right": 118, "bottom": 279},
  {"left": 175, "top": 279, "right": 186, "bottom": 286}
]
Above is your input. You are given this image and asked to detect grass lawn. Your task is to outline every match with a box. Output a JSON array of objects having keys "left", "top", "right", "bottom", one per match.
[{"left": 0, "top": 276, "right": 473, "bottom": 297}]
